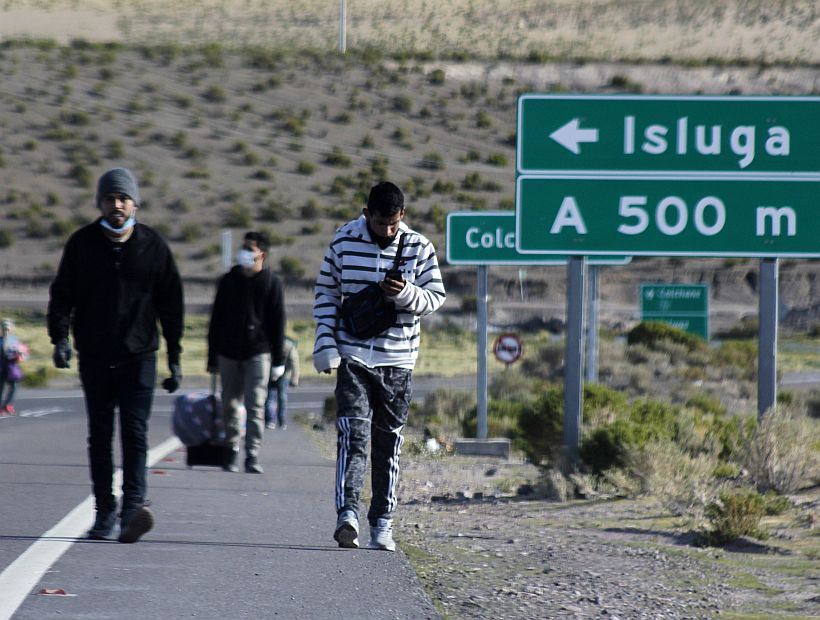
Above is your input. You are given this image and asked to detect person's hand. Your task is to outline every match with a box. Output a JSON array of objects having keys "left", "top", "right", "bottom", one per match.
[
  {"left": 162, "top": 363, "right": 182, "bottom": 393},
  {"left": 290, "top": 379, "right": 299, "bottom": 387},
  {"left": 52, "top": 339, "right": 72, "bottom": 369},
  {"left": 270, "top": 365, "right": 285, "bottom": 382},
  {"left": 379, "top": 272, "right": 405, "bottom": 296}
]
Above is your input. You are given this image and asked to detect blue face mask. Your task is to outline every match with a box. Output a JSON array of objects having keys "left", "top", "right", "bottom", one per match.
[
  {"left": 237, "top": 249, "right": 257, "bottom": 268},
  {"left": 100, "top": 214, "right": 136, "bottom": 234}
]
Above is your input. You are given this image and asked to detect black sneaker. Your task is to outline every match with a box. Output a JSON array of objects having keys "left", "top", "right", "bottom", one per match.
[
  {"left": 87, "top": 510, "right": 116, "bottom": 540},
  {"left": 118, "top": 506, "right": 154, "bottom": 543},
  {"left": 245, "top": 456, "right": 263, "bottom": 474}
]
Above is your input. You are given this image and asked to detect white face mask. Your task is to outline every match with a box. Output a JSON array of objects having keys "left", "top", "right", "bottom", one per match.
[
  {"left": 100, "top": 214, "right": 136, "bottom": 234},
  {"left": 236, "top": 249, "right": 257, "bottom": 268}
]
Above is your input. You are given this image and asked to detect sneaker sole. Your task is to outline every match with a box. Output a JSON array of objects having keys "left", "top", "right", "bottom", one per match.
[
  {"left": 334, "top": 522, "right": 359, "bottom": 548},
  {"left": 369, "top": 540, "right": 396, "bottom": 552},
  {"left": 118, "top": 507, "right": 154, "bottom": 544}
]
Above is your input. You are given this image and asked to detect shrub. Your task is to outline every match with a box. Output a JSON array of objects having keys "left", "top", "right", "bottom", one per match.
[
  {"left": 279, "top": 256, "right": 305, "bottom": 279},
  {"left": 21, "top": 365, "right": 52, "bottom": 388},
  {"left": 299, "top": 199, "right": 321, "bottom": 219},
  {"left": 325, "top": 147, "right": 352, "bottom": 167},
  {"left": 627, "top": 321, "right": 706, "bottom": 352},
  {"left": 515, "top": 387, "right": 564, "bottom": 467},
  {"left": 701, "top": 489, "right": 767, "bottom": 545},
  {"left": 222, "top": 204, "right": 252, "bottom": 228},
  {"left": 392, "top": 95, "right": 413, "bottom": 113},
  {"left": 202, "top": 84, "right": 227, "bottom": 103},
  {"left": 476, "top": 110, "right": 493, "bottom": 129},
  {"left": 415, "top": 388, "right": 476, "bottom": 437},
  {"left": 485, "top": 153, "right": 508, "bottom": 166},
  {"left": 520, "top": 341, "right": 564, "bottom": 380},
  {"left": 419, "top": 152, "right": 445, "bottom": 170},
  {"left": 581, "top": 422, "right": 633, "bottom": 474},
  {"left": 0, "top": 229, "right": 13, "bottom": 248},
  {"left": 258, "top": 201, "right": 291, "bottom": 222},
  {"left": 296, "top": 161, "right": 316, "bottom": 175},
  {"left": 462, "top": 400, "right": 524, "bottom": 438},
  {"left": 704, "top": 414, "right": 755, "bottom": 460},
  {"left": 428, "top": 68, "right": 445, "bottom": 85},
  {"left": 744, "top": 406, "right": 820, "bottom": 494},
  {"left": 179, "top": 223, "right": 202, "bottom": 242}
]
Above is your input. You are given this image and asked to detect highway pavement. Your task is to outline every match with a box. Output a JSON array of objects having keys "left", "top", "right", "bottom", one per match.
[{"left": 0, "top": 383, "right": 440, "bottom": 620}]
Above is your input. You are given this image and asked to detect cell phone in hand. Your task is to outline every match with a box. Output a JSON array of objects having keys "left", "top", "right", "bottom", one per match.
[{"left": 385, "top": 268, "right": 403, "bottom": 281}]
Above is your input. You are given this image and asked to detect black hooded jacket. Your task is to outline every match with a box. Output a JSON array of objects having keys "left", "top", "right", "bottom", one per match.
[
  {"left": 207, "top": 266, "right": 285, "bottom": 367},
  {"left": 47, "top": 220, "right": 184, "bottom": 366}
]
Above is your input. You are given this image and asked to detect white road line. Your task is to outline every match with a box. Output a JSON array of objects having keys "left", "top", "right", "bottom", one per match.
[{"left": 0, "top": 436, "right": 182, "bottom": 620}]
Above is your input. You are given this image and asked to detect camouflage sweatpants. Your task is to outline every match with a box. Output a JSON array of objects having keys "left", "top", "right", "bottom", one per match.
[{"left": 334, "top": 358, "right": 413, "bottom": 526}]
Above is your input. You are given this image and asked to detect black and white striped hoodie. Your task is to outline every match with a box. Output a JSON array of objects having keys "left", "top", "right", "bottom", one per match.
[{"left": 313, "top": 215, "right": 446, "bottom": 371}]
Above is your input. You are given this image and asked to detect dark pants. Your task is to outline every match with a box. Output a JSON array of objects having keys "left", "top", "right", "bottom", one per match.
[
  {"left": 334, "top": 358, "right": 412, "bottom": 526},
  {"left": 79, "top": 355, "right": 156, "bottom": 514}
]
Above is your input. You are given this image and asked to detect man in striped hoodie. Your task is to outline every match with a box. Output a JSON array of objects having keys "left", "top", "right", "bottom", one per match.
[{"left": 313, "top": 181, "right": 446, "bottom": 551}]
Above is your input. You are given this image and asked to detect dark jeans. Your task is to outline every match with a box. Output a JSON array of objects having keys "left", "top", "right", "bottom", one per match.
[
  {"left": 265, "top": 375, "right": 289, "bottom": 426},
  {"left": 79, "top": 355, "right": 156, "bottom": 514},
  {"left": 334, "top": 358, "right": 412, "bottom": 526}
]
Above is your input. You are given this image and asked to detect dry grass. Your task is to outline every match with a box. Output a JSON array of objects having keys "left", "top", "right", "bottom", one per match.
[{"left": 744, "top": 406, "right": 820, "bottom": 494}]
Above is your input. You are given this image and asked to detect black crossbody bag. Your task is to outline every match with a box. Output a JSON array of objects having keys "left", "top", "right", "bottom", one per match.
[{"left": 341, "top": 233, "right": 405, "bottom": 339}]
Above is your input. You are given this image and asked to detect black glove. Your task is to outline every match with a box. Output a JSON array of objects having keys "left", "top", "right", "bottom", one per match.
[
  {"left": 162, "top": 363, "right": 182, "bottom": 393},
  {"left": 53, "top": 339, "right": 72, "bottom": 369}
]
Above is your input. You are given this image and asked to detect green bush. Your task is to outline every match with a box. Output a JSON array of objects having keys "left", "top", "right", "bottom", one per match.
[
  {"left": 701, "top": 488, "right": 767, "bottom": 545},
  {"left": 296, "top": 160, "right": 316, "bottom": 175},
  {"left": 515, "top": 388, "right": 563, "bottom": 467},
  {"left": 21, "top": 365, "right": 52, "bottom": 387},
  {"left": 222, "top": 204, "right": 252, "bottom": 228},
  {"left": 580, "top": 421, "right": 633, "bottom": 474},
  {"left": 428, "top": 68, "right": 445, "bottom": 85},
  {"left": 258, "top": 201, "right": 291, "bottom": 222},
  {"left": 704, "top": 414, "right": 755, "bottom": 459},
  {"left": 685, "top": 393, "right": 727, "bottom": 417},
  {"left": 325, "top": 147, "right": 352, "bottom": 167},
  {"left": 279, "top": 256, "right": 305, "bottom": 279},
  {"left": 627, "top": 321, "right": 706, "bottom": 352},
  {"left": 462, "top": 400, "right": 524, "bottom": 438},
  {"left": 0, "top": 229, "right": 13, "bottom": 248},
  {"left": 419, "top": 152, "right": 445, "bottom": 170}
]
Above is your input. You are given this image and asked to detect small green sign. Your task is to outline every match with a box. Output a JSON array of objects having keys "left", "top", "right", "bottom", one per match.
[{"left": 641, "top": 284, "right": 709, "bottom": 340}]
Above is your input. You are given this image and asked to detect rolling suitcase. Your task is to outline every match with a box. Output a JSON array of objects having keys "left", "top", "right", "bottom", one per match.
[{"left": 172, "top": 376, "right": 234, "bottom": 469}]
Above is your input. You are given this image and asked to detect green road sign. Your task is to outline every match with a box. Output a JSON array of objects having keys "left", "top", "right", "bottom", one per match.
[
  {"left": 517, "top": 95, "right": 820, "bottom": 177},
  {"left": 515, "top": 175, "right": 820, "bottom": 257},
  {"left": 446, "top": 211, "right": 630, "bottom": 265},
  {"left": 641, "top": 283, "right": 709, "bottom": 340}
]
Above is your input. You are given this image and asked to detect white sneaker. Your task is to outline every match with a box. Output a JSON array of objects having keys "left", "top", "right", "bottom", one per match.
[
  {"left": 334, "top": 509, "right": 359, "bottom": 548},
  {"left": 369, "top": 517, "right": 396, "bottom": 552}
]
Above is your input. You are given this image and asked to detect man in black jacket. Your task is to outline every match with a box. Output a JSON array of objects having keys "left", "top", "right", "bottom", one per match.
[
  {"left": 48, "top": 167, "right": 184, "bottom": 543},
  {"left": 207, "top": 231, "right": 285, "bottom": 474}
]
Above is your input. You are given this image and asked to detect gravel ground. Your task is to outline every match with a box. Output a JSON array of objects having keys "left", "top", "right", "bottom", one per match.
[{"left": 393, "top": 453, "right": 819, "bottom": 620}]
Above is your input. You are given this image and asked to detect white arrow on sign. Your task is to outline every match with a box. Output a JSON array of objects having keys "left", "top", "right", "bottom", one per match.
[{"left": 549, "top": 118, "right": 599, "bottom": 154}]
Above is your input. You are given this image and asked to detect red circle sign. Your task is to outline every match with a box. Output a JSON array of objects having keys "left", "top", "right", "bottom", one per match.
[{"left": 493, "top": 333, "right": 523, "bottom": 365}]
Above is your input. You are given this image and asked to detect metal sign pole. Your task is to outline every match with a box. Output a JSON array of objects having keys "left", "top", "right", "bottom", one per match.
[
  {"left": 476, "top": 266, "right": 489, "bottom": 439},
  {"left": 585, "top": 264, "right": 599, "bottom": 383},
  {"left": 564, "top": 256, "right": 586, "bottom": 465},
  {"left": 221, "top": 229, "right": 232, "bottom": 272},
  {"left": 339, "top": 0, "right": 347, "bottom": 53},
  {"left": 758, "top": 258, "right": 779, "bottom": 419}
]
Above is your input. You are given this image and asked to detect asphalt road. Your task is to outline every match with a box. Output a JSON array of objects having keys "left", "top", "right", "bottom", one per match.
[{"left": 0, "top": 382, "right": 442, "bottom": 620}]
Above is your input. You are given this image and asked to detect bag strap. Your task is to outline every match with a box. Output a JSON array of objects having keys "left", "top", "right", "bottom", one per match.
[{"left": 392, "top": 233, "right": 406, "bottom": 271}]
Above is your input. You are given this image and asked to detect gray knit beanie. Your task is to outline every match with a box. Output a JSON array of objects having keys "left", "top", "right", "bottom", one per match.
[{"left": 96, "top": 167, "right": 140, "bottom": 207}]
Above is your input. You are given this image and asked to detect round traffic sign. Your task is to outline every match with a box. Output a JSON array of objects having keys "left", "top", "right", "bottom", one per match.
[{"left": 493, "top": 333, "right": 523, "bottom": 365}]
